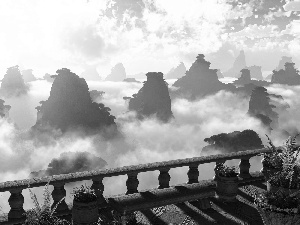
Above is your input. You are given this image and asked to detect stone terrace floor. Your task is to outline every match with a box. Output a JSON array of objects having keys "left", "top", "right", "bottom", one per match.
[{"left": 131, "top": 180, "right": 266, "bottom": 225}]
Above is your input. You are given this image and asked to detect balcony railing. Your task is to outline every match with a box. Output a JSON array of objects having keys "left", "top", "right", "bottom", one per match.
[{"left": 0, "top": 146, "right": 285, "bottom": 224}]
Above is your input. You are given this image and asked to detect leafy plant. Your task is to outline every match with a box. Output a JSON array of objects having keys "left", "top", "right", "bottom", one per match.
[
  {"left": 267, "top": 134, "right": 300, "bottom": 189},
  {"left": 23, "top": 181, "right": 70, "bottom": 225},
  {"left": 72, "top": 184, "right": 97, "bottom": 203},
  {"left": 254, "top": 190, "right": 300, "bottom": 214},
  {"left": 215, "top": 163, "right": 238, "bottom": 177}
]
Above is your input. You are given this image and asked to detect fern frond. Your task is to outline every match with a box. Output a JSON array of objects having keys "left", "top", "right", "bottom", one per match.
[
  {"left": 50, "top": 196, "right": 66, "bottom": 216},
  {"left": 28, "top": 188, "right": 41, "bottom": 216},
  {"left": 42, "top": 181, "right": 52, "bottom": 213}
]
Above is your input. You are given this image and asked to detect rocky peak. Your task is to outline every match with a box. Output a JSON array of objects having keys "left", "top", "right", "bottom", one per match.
[
  {"left": 223, "top": 50, "right": 247, "bottom": 77},
  {"left": 33, "top": 68, "right": 116, "bottom": 134},
  {"left": 166, "top": 62, "right": 186, "bottom": 79},
  {"left": 172, "top": 54, "right": 236, "bottom": 100},
  {"left": 0, "top": 65, "right": 29, "bottom": 97},
  {"left": 271, "top": 61, "right": 300, "bottom": 85},
  {"left": 127, "top": 72, "right": 173, "bottom": 122},
  {"left": 105, "top": 63, "right": 126, "bottom": 81}
]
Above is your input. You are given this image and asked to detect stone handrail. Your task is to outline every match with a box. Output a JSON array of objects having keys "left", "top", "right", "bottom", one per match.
[{"left": 0, "top": 146, "right": 291, "bottom": 224}]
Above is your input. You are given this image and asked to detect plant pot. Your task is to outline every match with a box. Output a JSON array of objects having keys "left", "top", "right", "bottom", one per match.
[
  {"left": 260, "top": 166, "right": 281, "bottom": 181},
  {"left": 267, "top": 181, "right": 300, "bottom": 197},
  {"left": 256, "top": 207, "right": 300, "bottom": 225},
  {"left": 215, "top": 175, "right": 239, "bottom": 202},
  {"left": 72, "top": 200, "right": 99, "bottom": 225}
]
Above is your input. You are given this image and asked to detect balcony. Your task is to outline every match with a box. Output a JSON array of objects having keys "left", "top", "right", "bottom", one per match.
[{"left": 0, "top": 147, "right": 279, "bottom": 224}]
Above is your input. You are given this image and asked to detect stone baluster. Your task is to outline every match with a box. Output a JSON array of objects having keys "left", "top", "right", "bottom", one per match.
[
  {"left": 52, "top": 182, "right": 69, "bottom": 213},
  {"left": 8, "top": 188, "right": 25, "bottom": 221},
  {"left": 158, "top": 168, "right": 171, "bottom": 189},
  {"left": 213, "top": 160, "right": 226, "bottom": 181},
  {"left": 239, "top": 156, "right": 251, "bottom": 178},
  {"left": 187, "top": 164, "right": 199, "bottom": 184},
  {"left": 92, "top": 176, "right": 106, "bottom": 207},
  {"left": 126, "top": 172, "right": 139, "bottom": 194}
]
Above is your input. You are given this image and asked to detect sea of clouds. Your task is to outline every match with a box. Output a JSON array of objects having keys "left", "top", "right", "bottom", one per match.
[{"left": 0, "top": 79, "right": 298, "bottom": 212}]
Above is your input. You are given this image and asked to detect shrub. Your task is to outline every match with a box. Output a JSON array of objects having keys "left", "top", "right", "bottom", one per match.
[
  {"left": 72, "top": 184, "right": 97, "bottom": 203},
  {"left": 215, "top": 163, "right": 238, "bottom": 177}
]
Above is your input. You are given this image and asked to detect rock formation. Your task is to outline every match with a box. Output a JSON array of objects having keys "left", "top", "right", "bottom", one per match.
[
  {"left": 123, "top": 78, "right": 140, "bottom": 83},
  {"left": 0, "top": 65, "right": 29, "bottom": 97},
  {"left": 21, "top": 69, "right": 37, "bottom": 83},
  {"left": 105, "top": 63, "right": 126, "bottom": 81},
  {"left": 266, "top": 56, "right": 293, "bottom": 80},
  {"left": 248, "top": 86, "right": 278, "bottom": 130},
  {"left": 202, "top": 130, "right": 263, "bottom": 154},
  {"left": 276, "top": 56, "right": 293, "bottom": 70},
  {"left": 43, "top": 73, "right": 56, "bottom": 82},
  {"left": 165, "top": 62, "right": 186, "bottom": 79},
  {"left": 172, "top": 54, "right": 236, "bottom": 100},
  {"left": 234, "top": 69, "right": 252, "bottom": 86},
  {"left": 81, "top": 65, "right": 102, "bottom": 81},
  {"left": 246, "top": 65, "right": 263, "bottom": 80},
  {"left": 29, "top": 151, "right": 107, "bottom": 178},
  {"left": 271, "top": 62, "right": 300, "bottom": 85},
  {"left": 33, "top": 68, "right": 116, "bottom": 134},
  {"left": 0, "top": 99, "right": 11, "bottom": 118},
  {"left": 216, "top": 69, "right": 224, "bottom": 79},
  {"left": 89, "top": 90, "right": 105, "bottom": 102},
  {"left": 127, "top": 72, "right": 173, "bottom": 122},
  {"left": 223, "top": 50, "right": 247, "bottom": 77}
]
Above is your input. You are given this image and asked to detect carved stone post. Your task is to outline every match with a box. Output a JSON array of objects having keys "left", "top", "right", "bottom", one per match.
[
  {"left": 52, "top": 182, "right": 69, "bottom": 213},
  {"left": 158, "top": 168, "right": 171, "bottom": 189},
  {"left": 239, "top": 157, "right": 251, "bottom": 178},
  {"left": 8, "top": 188, "right": 25, "bottom": 221},
  {"left": 126, "top": 172, "right": 139, "bottom": 194},
  {"left": 213, "top": 160, "right": 226, "bottom": 181},
  {"left": 187, "top": 164, "right": 199, "bottom": 184},
  {"left": 92, "top": 176, "right": 106, "bottom": 207}
]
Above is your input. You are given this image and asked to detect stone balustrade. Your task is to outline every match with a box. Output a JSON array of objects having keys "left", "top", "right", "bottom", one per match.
[{"left": 0, "top": 146, "right": 288, "bottom": 224}]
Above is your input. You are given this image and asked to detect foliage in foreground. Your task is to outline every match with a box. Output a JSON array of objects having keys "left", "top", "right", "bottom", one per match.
[{"left": 23, "top": 182, "right": 70, "bottom": 225}]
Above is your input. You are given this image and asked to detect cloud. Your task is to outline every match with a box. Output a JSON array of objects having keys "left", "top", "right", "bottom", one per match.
[
  {"left": 284, "top": 0, "right": 300, "bottom": 11},
  {"left": 63, "top": 25, "right": 105, "bottom": 60}
]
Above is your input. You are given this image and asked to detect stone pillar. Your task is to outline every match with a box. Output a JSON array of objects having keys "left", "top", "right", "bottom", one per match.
[
  {"left": 187, "top": 164, "right": 199, "bottom": 184},
  {"left": 126, "top": 172, "right": 139, "bottom": 194},
  {"left": 8, "top": 188, "right": 25, "bottom": 221},
  {"left": 158, "top": 168, "right": 171, "bottom": 189},
  {"left": 213, "top": 160, "right": 226, "bottom": 181},
  {"left": 52, "top": 182, "right": 69, "bottom": 213},
  {"left": 239, "top": 157, "right": 251, "bottom": 178},
  {"left": 92, "top": 176, "right": 106, "bottom": 207}
]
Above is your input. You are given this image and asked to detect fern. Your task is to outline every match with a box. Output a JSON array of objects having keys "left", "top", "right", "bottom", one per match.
[
  {"left": 267, "top": 134, "right": 300, "bottom": 189},
  {"left": 23, "top": 181, "right": 70, "bottom": 225}
]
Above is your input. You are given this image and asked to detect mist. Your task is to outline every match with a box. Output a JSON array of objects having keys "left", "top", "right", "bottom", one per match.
[{"left": 0, "top": 77, "right": 298, "bottom": 212}]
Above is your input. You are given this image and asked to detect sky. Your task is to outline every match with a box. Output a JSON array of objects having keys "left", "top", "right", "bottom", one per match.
[{"left": 2, "top": 0, "right": 300, "bottom": 78}]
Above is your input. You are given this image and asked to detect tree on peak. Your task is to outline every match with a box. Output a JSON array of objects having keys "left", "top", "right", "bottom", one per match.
[
  {"left": 33, "top": 68, "right": 116, "bottom": 135},
  {"left": 0, "top": 65, "right": 29, "bottom": 97},
  {"left": 202, "top": 129, "right": 263, "bottom": 154}
]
